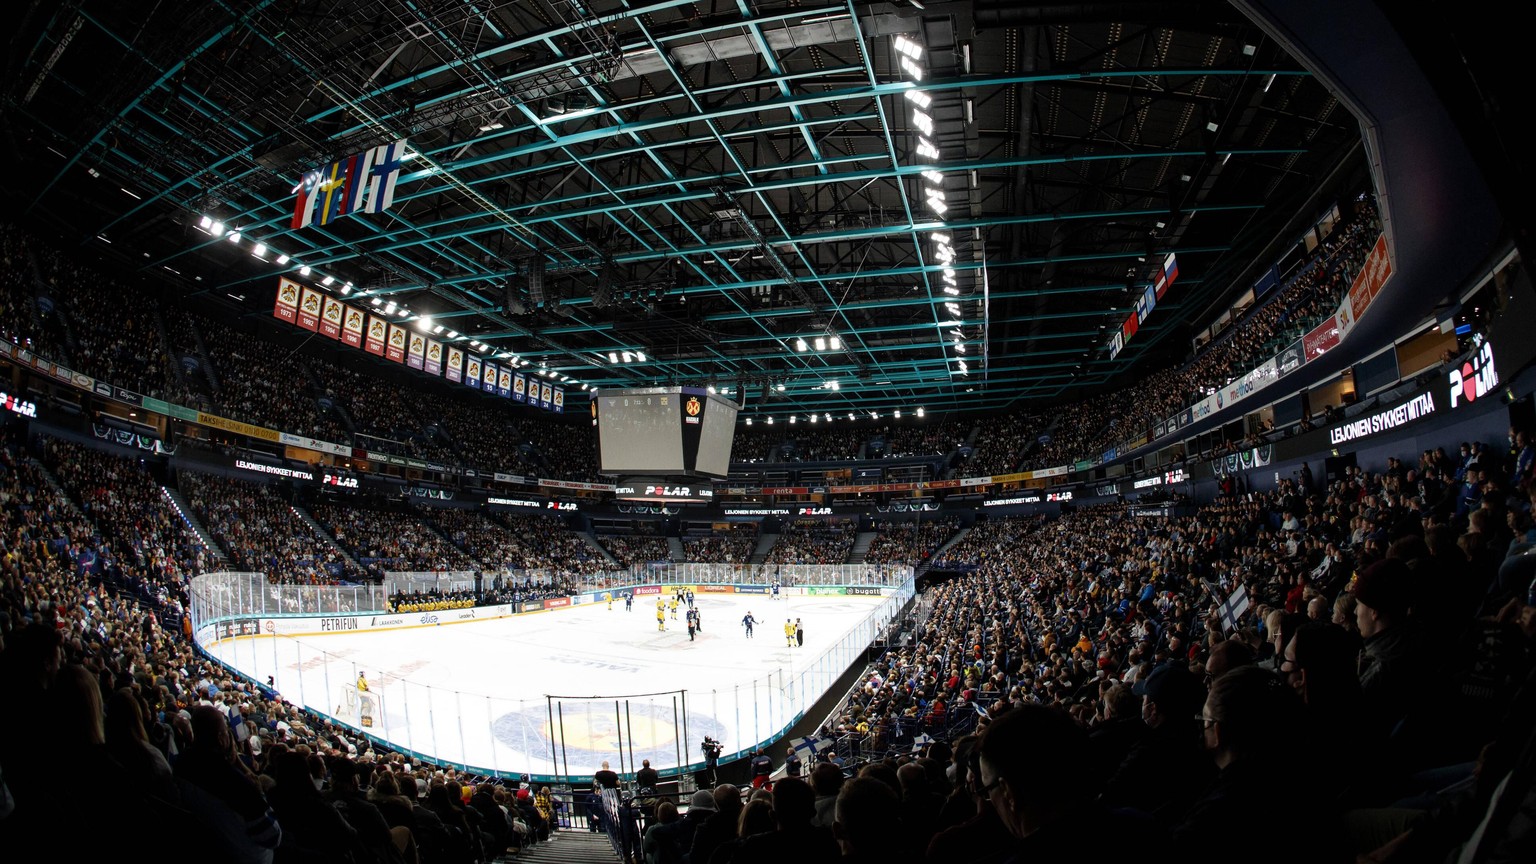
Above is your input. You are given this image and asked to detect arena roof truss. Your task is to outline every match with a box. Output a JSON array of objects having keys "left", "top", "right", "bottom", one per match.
[{"left": 7, "top": 0, "right": 1359, "bottom": 419}]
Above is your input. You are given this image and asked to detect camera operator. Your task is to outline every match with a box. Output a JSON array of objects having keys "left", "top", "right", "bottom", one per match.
[{"left": 702, "top": 737, "right": 722, "bottom": 784}]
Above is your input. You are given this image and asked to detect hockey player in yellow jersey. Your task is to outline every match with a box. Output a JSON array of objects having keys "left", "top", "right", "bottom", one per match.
[
  {"left": 784, "top": 619, "right": 795, "bottom": 647},
  {"left": 656, "top": 598, "right": 666, "bottom": 631},
  {"left": 670, "top": 596, "right": 680, "bottom": 619}
]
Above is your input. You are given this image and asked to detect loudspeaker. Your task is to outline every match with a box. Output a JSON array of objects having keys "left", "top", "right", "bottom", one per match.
[
  {"left": 504, "top": 281, "right": 527, "bottom": 315},
  {"left": 591, "top": 255, "right": 616, "bottom": 309},
  {"left": 527, "top": 255, "right": 547, "bottom": 306}
]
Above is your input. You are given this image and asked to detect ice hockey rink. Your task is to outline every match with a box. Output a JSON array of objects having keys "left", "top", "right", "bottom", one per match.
[{"left": 205, "top": 590, "right": 894, "bottom": 779}]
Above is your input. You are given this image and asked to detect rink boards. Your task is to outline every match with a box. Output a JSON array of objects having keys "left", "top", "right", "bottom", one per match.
[{"left": 198, "top": 583, "right": 906, "bottom": 781}]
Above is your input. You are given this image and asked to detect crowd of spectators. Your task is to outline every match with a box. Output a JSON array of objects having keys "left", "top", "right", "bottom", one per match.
[
  {"left": 963, "top": 412, "right": 1050, "bottom": 476},
  {"left": 863, "top": 518, "right": 961, "bottom": 567},
  {"left": 307, "top": 501, "right": 474, "bottom": 573},
  {"left": 179, "top": 470, "right": 364, "bottom": 585},
  {"left": 766, "top": 519, "right": 857, "bottom": 565},
  {"left": 2, "top": 431, "right": 560, "bottom": 860},
  {"left": 599, "top": 534, "right": 673, "bottom": 567},
  {"left": 4, "top": 388, "right": 1535, "bottom": 862},
  {"left": 681, "top": 524, "right": 758, "bottom": 564},
  {"left": 929, "top": 514, "right": 1047, "bottom": 571},
  {"left": 41, "top": 436, "right": 217, "bottom": 580},
  {"left": 732, "top": 426, "right": 869, "bottom": 463},
  {"left": 804, "top": 426, "right": 1536, "bottom": 863},
  {"left": 22, "top": 234, "right": 183, "bottom": 403},
  {"left": 488, "top": 512, "right": 612, "bottom": 577},
  {"left": 876, "top": 419, "right": 966, "bottom": 459},
  {"left": 0, "top": 206, "right": 1385, "bottom": 496}
]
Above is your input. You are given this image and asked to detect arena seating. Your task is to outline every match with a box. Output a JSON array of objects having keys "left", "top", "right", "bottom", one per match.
[
  {"left": 179, "top": 470, "right": 364, "bottom": 585},
  {"left": 681, "top": 524, "right": 758, "bottom": 564},
  {"left": 862, "top": 518, "right": 961, "bottom": 566},
  {"left": 4, "top": 426, "right": 1531, "bottom": 862},
  {"left": 0, "top": 202, "right": 1380, "bottom": 484},
  {"left": 766, "top": 519, "right": 857, "bottom": 565}
]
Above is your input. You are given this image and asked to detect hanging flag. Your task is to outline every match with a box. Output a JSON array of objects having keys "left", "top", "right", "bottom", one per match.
[
  {"left": 464, "top": 355, "right": 482, "bottom": 388},
  {"left": 273, "top": 278, "right": 300, "bottom": 324},
  {"left": 342, "top": 305, "right": 366, "bottom": 348},
  {"left": 292, "top": 138, "right": 409, "bottom": 229},
  {"left": 424, "top": 339, "right": 443, "bottom": 375},
  {"left": 540, "top": 382, "right": 553, "bottom": 409},
  {"left": 297, "top": 287, "right": 322, "bottom": 331},
  {"left": 1160, "top": 251, "right": 1180, "bottom": 293},
  {"left": 552, "top": 388, "right": 565, "bottom": 413},
  {"left": 320, "top": 296, "right": 344, "bottom": 339},
  {"left": 482, "top": 361, "right": 499, "bottom": 394},
  {"left": 365, "top": 315, "right": 387, "bottom": 356},
  {"left": 497, "top": 367, "right": 512, "bottom": 398},
  {"left": 407, "top": 333, "right": 426, "bottom": 369},
  {"left": 386, "top": 324, "right": 407, "bottom": 363},
  {"left": 513, "top": 373, "right": 527, "bottom": 403},
  {"left": 446, "top": 347, "right": 464, "bottom": 383}
]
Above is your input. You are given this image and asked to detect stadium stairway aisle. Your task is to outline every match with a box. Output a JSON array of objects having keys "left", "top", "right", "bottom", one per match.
[
  {"left": 916, "top": 527, "right": 969, "bottom": 578},
  {"left": 749, "top": 531, "right": 778, "bottom": 565},
  {"left": 290, "top": 503, "right": 365, "bottom": 571},
  {"left": 847, "top": 530, "right": 877, "bottom": 564},
  {"left": 511, "top": 829, "right": 622, "bottom": 863},
  {"left": 667, "top": 535, "right": 685, "bottom": 561}
]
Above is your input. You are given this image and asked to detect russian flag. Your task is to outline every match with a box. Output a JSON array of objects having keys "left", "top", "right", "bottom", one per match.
[{"left": 1161, "top": 252, "right": 1180, "bottom": 290}]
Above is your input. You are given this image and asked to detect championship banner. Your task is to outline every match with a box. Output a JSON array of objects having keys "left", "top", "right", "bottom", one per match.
[
  {"left": 446, "top": 347, "right": 464, "bottom": 383},
  {"left": 341, "top": 305, "right": 365, "bottom": 348},
  {"left": 297, "top": 286, "right": 323, "bottom": 332},
  {"left": 274, "top": 277, "right": 300, "bottom": 324},
  {"left": 497, "top": 368, "right": 512, "bottom": 398},
  {"left": 513, "top": 373, "right": 527, "bottom": 402},
  {"left": 482, "top": 362, "right": 499, "bottom": 394},
  {"left": 407, "top": 333, "right": 426, "bottom": 370},
  {"left": 540, "top": 382, "right": 553, "bottom": 409},
  {"left": 365, "top": 315, "right": 388, "bottom": 356},
  {"left": 552, "top": 387, "right": 565, "bottom": 413},
  {"left": 320, "top": 296, "right": 344, "bottom": 339},
  {"left": 386, "top": 323, "right": 407, "bottom": 363},
  {"left": 424, "top": 339, "right": 443, "bottom": 375},
  {"left": 464, "top": 356, "right": 482, "bottom": 388}
]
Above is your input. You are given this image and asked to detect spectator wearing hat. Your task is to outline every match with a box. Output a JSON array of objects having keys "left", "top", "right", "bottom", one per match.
[
  {"left": 1101, "top": 661, "right": 1213, "bottom": 821},
  {"left": 1353, "top": 559, "right": 1422, "bottom": 737},
  {"left": 675, "top": 788, "right": 715, "bottom": 850}
]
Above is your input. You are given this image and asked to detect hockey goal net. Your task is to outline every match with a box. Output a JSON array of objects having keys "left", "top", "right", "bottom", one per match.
[{"left": 335, "top": 686, "right": 383, "bottom": 729}]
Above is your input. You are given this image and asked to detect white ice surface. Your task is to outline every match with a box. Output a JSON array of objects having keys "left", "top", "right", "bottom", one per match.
[{"left": 210, "top": 592, "right": 889, "bottom": 779}]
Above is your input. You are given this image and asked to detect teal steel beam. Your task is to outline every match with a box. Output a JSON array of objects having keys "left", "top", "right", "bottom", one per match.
[{"left": 28, "top": 0, "right": 281, "bottom": 211}]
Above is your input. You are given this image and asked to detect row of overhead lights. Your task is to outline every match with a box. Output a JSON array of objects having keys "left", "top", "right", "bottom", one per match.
[
  {"left": 894, "top": 34, "right": 972, "bottom": 379},
  {"left": 744, "top": 407, "right": 926, "bottom": 425},
  {"left": 194, "top": 214, "right": 590, "bottom": 392},
  {"left": 792, "top": 334, "right": 841, "bottom": 353}
]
